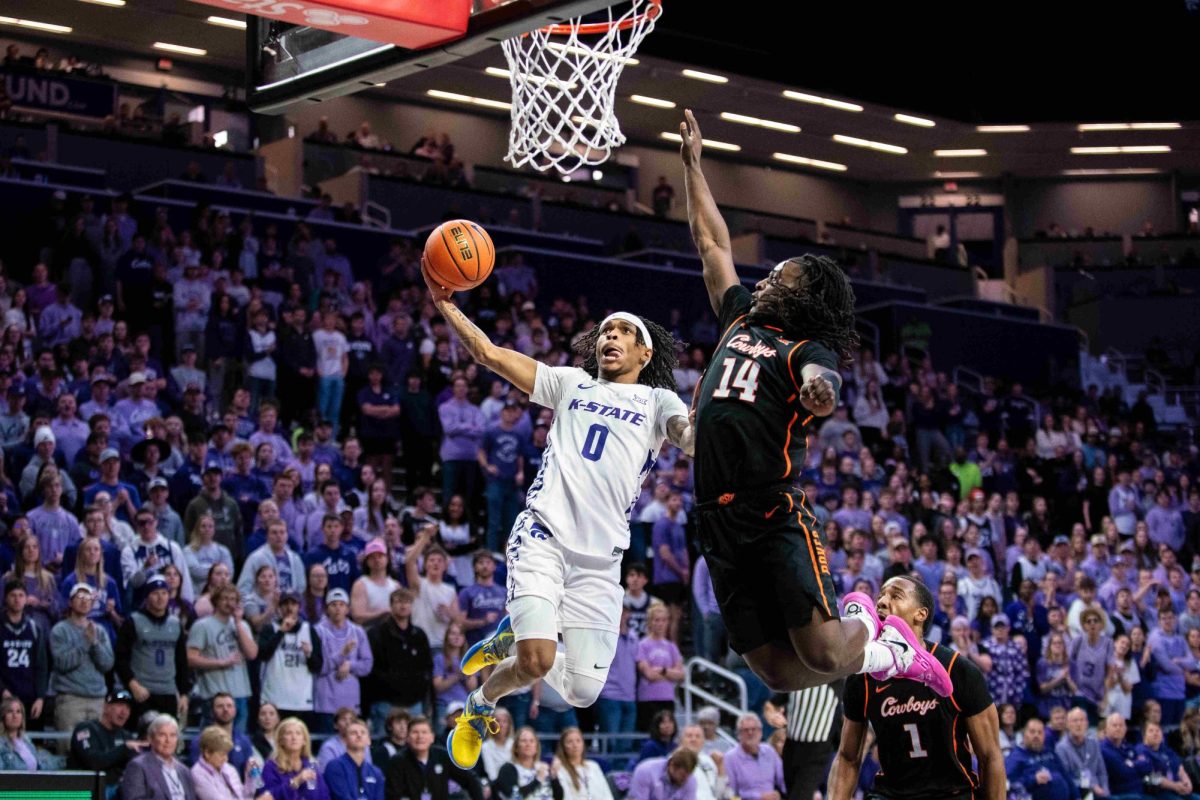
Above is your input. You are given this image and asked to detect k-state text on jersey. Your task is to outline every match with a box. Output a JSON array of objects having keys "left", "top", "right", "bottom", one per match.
[{"left": 567, "top": 398, "right": 647, "bottom": 426}]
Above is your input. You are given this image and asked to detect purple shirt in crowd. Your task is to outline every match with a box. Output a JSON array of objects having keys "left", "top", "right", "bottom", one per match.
[
  {"left": 438, "top": 399, "right": 485, "bottom": 462},
  {"left": 636, "top": 637, "right": 682, "bottom": 702},
  {"left": 651, "top": 514, "right": 688, "bottom": 586},
  {"left": 458, "top": 582, "right": 507, "bottom": 645},
  {"left": 28, "top": 505, "right": 80, "bottom": 565},
  {"left": 629, "top": 757, "right": 697, "bottom": 800},
  {"left": 1070, "top": 635, "right": 1114, "bottom": 705},
  {"left": 724, "top": 743, "right": 786, "bottom": 800},
  {"left": 600, "top": 631, "right": 638, "bottom": 703},
  {"left": 692, "top": 557, "right": 720, "bottom": 617},
  {"left": 1148, "top": 627, "right": 1195, "bottom": 701},
  {"left": 313, "top": 615, "right": 374, "bottom": 713}
]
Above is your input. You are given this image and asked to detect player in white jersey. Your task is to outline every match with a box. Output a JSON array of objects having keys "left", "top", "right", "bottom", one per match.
[{"left": 423, "top": 268, "right": 694, "bottom": 769}]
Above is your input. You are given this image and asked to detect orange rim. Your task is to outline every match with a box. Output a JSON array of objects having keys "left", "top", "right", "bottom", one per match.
[{"left": 541, "top": 0, "right": 662, "bottom": 36}]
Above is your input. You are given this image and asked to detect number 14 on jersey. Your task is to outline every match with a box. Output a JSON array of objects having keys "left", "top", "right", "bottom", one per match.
[{"left": 711, "top": 357, "right": 760, "bottom": 403}]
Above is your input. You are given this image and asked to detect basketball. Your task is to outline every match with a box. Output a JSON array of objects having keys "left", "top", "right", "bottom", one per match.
[{"left": 422, "top": 219, "right": 495, "bottom": 292}]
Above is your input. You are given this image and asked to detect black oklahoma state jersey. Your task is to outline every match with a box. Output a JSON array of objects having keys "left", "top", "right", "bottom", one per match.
[
  {"left": 694, "top": 284, "right": 838, "bottom": 501},
  {"left": 843, "top": 641, "right": 993, "bottom": 800}
]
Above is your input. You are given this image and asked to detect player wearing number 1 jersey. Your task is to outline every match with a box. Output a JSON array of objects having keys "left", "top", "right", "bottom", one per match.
[
  {"left": 424, "top": 268, "right": 694, "bottom": 770},
  {"left": 681, "top": 109, "right": 951, "bottom": 698},
  {"left": 829, "top": 577, "right": 1004, "bottom": 800}
]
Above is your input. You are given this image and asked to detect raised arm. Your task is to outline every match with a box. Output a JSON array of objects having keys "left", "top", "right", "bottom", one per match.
[
  {"left": 425, "top": 267, "right": 537, "bottom": 394},
  {"left": 680, "top": 109, "right": 738, "bottom": 315}
]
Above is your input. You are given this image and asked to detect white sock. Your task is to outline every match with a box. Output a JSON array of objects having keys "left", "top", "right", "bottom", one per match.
[
  {"left": 858, "top": 641, "right": 896, "bottom": 675},
  {"left": 843, "top": 600, "right": 880, "bottom": 640}
]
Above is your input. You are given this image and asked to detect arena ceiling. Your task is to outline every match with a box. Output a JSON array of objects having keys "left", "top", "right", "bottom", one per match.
[{"left": 15, "top": 0, "right": 1200, "bottom": 182}]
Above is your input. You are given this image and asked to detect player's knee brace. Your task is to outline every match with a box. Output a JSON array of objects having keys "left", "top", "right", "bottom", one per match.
[{"left": 560, "top": 671, "right": 605, "bottom": 708}]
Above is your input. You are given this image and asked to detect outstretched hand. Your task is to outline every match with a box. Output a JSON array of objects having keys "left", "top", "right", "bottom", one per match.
[
  {"left": 798, "top": 374, "right": 836, "bottom": 415},
  {"left": 680, "top": 109, "right": 703, "bottom": 166},
  {"left": 422, "top": 256, "right": 453, "bottom": 303}
]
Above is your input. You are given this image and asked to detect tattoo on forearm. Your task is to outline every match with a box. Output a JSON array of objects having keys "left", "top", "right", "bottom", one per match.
[{"left": 440, "top": 301, "right": 492, "bottom": 364}]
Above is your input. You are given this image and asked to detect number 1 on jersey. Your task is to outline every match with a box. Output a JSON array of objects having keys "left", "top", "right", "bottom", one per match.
[
  {"left": 903, "top": 723, "right": 928, "bottom": 758},
  {"left": 712, "top": 357, "right": 760, "bottom": 403}
]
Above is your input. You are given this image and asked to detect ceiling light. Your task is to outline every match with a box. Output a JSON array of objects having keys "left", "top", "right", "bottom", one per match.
[
  {"left": 661, "top": 131, "right": 740, "bottom": 152},
  {"left": 772, "top": 152, "right": 847, "bottom": 172},
  {"left": 782, "top": 90, "right": 862, "bottom": 113},
  {"left": 154, "top": 42, "right": 207, "bottom": 56},
  {"left": 894, "top": 113, "right": 935, "bottom": 128},
  {"left": 0, "top": 17, "right": 73, "bottom": 33},
  {"left": 976, "top": 125, "right": 1030, "bottom": 133},
  {"left": 373, "top": 83, "right": 387, "bottom": 87},
  {"left": 1077, "top": 122, "right": 1181, "bottom": 131},
  {"left": 719, "top": 112, "right": 800, "bottom": 133},
  {"left": 206, "top": 15, "right": 246, "bottom": 29},
  {"left": 1061, "top": 168, "right": 1164, "bottom": 176},
  {"left": 212, "top": 130, "right": 229, "bottom": 148},
  {"left": 79, "top": 0, "right": 126, "bottom": 6},
  {"left": 934, "top": 171, "right": 983, "bottom": 178},
  {"left": 682, "top": 68, "right": 728, "bottom": 84},
  {"left": 427, "top": 89, "right": 511, "bottom": 111},
  {"left": 832, "top": 134, "right": 907, "bottom": 155},
  {"left": 1070, "top": 145, "right": 1171, "bottom": 154},
  {"left": 630, "top": 95, "right": 675, "bottom": 109},
  {"left": 485, "top": 65, "right": 575, "bottom": 91},
  {"left": 934, "top": 148, "right": 987, "bottom": 157},
  {"left": 548, "top": 41, "right": 637, "bottom": 65}
]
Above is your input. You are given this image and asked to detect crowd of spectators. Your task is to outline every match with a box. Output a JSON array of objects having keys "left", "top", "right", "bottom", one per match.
[{"left": 0, "top": 128, "right": 1198, "bottom": 800}]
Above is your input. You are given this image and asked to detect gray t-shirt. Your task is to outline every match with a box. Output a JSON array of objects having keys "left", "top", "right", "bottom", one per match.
[{"left": 186, "top": 615, "right": 252, "bottom": 699}]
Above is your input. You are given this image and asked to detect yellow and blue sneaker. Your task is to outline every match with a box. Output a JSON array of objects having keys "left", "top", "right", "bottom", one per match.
[
  {"left": 447, "top": 689, "right": 499, "bottom": 769},
  {"left": 461, "top": 615, "right": 513, "bottom": 676}
]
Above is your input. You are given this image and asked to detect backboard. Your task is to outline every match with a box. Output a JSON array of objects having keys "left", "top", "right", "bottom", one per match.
[{"left": 247, "top": 0, "right": 618, "bottom": 113}]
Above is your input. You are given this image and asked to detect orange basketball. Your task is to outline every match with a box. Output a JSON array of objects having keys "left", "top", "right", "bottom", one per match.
[{"left": 423, "top": 219, "right": 495, "bottom": 292}]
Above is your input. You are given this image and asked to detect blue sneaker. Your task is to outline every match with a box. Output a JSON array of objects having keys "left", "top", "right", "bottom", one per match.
[
  {"left": 461, "top": 615, "right": 514, "bottom": 676},
  {"left": 447, "top": 689, "right": 498, "bottom": 769}
]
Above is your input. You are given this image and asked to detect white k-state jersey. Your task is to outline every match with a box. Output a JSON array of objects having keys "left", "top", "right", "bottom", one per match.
[{"left": 527, "top": 365, "right": 689, "bottom": 558}]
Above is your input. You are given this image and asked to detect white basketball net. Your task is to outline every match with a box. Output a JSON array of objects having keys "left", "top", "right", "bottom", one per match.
[{"left": 501, "top": 0, "right": 661, "bottom": 174}]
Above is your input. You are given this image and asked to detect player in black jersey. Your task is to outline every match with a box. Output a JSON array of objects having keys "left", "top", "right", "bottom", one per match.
[
  {"left": 681, "top": 110, "right": 951, "bottom": 698},
  {"left": 829, "top": 576, "right": 1004, "bottom": 800}
]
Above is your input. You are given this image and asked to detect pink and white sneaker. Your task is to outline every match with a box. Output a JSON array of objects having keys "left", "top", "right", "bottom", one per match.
[
  {"left": 842, "top": 591, "right": 880, "bottom": 637},
  {"left": 870, "top": 614, "right": 954, "bottom": 697}
]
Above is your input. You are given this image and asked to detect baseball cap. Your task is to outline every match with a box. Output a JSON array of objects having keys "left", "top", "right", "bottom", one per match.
[
  {"left": 991, "top": 613, "right": 1011, "bottom": 628},
  {"left": 1118, "top": 540, "right": 1136, "bottom": 553},
  {"left": 521, "top": 301, "right": 535, "bottom": 311},
  {"left": 144, "top": 575, "right": 169, "bottom": 593},
  {"left": 883, "top": 521, "right": 902, "bottom": 535},
  {"left": 100, "top": 448, "right": 120, "bottom": 463},
  {"left": 127, "top": 371, "right": 147, "bottom": 386},
  {"left": 445, "top": 701, "right": 465, "bottom": 718},
  {"left": 91, "top": 372, "right": 115, "bottom": 385},
  {"left": 107, "top": 689, "right": 134, "bottom": 706},
  {"left": 965, "top": 548, "right": 985, "bottom": 561},
  {"left": 203, "top": 461, "right": 224, "bottom": 474},
  {"left": 363, "top": 538, "right": 387, "bottom": 558},
  {"left": 33, "top": 427, "right": 55, "bottom": 447},
  {"left": 149, "top": 477, "right": 169, "bottom": 491},
  {"left": 98, "top": 294, "right": 114, "bottom": 305},
  {"left": 1090, "top": 534, "right": 1108, "bottom": 546},
  {"left": 69, "top": 582, "right": 95, "bottom": 598},
  {"left": 326, "top": 588, "right": 349, "bottom": 605},
  {"left": 890, "top": 537, "right": 910, "bottom": 550},
  {"left": 502, "top": 400, "right": 521, "bottom": 410},
  {"left": 1052, "top": 535, "right": 1070, "bottom": 546},
  {"left": 969, "top": 488, "right": 985, "bottom": 500},
  {"left": 279, "top": 590, "right": 301, "bottom": 604}
]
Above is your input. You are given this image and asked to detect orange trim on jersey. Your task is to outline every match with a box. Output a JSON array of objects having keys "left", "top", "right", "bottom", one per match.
[
  {"left": 780, "top": 411, "right": 800, "bottom": 478},
  {"left": 763, "top": 325, "right": 783, "bottom": 332},
  {"left": 717, "top": 314, "right": 748, "bottom": 348},
  {"left": 786, "top": 494, "right": 795, "bottom": 513},
  {"left": 785, "top": 339, "right": 811, "bottom": 395},
  {"left": 862, "top": 674, "right": 869, "bottom": 719},
  {"left": 950, "top": 716, "right": 977, "bottom": 787},
  {"left": 800, "top": 512, "right": 832, "bottom": 615},
  {"left": 945, "top": 649, "right": 963, "bottom": 713},
  {"left": 802, "top": 414, "right": 814, "bottom": 426}
]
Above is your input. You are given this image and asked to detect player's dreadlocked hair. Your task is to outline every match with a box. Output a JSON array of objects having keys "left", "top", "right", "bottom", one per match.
[
  {"left": 749, "top": 254, "right": 860, "bottom": 366},
  {"left": 574, "top": 315, "right": 681, "bottom": 392}
]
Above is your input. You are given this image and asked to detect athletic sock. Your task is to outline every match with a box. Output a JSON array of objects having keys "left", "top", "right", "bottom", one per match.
[
  {"left": 858, "top": 641, "right": 896, "bottom": 675},
  {"left": 843, "top": 601, "right": 880, "bottom": 641},
  {"left": 476, "top": 686, "right": 498, "bottom": 709}
]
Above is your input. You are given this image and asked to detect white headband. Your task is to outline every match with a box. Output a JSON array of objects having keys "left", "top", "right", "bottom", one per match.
[{"left": 599, "top": 312, "right": 653, "bottom": 353}]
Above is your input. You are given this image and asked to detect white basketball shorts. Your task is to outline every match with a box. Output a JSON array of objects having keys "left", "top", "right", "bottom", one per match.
[{"left": 505, "top": 510, "right": 623, "bottom": 640}]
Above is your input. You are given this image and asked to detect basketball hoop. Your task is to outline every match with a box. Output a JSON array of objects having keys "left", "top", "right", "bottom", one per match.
[{"left": 501, "top": 0, "right": 662, "bottom": 174}]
